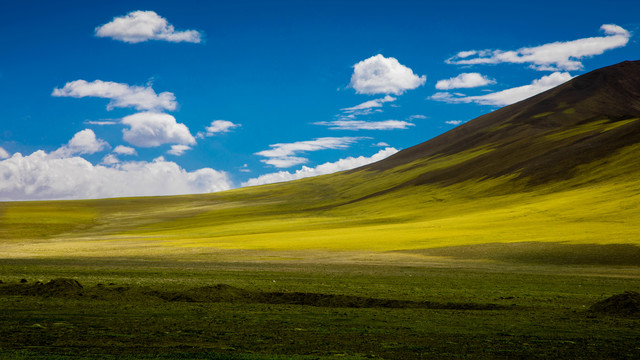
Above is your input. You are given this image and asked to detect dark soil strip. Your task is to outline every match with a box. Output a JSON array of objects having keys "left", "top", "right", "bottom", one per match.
[{"left": 0, "top": 278, "right": 509, "bottom": 310}]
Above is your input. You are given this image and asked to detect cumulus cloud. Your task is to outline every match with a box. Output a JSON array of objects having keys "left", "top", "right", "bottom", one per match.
[
  {"left": 243, "top": 147, "right": 398, "bottom": 187},
  {"left": 256, "top": 137, "right": 365, "bottom": 168},
  {"left": 431, "top": 72, "right": 573, "bottom": 106},
  {"left": 446, "top": 24, "right": 631, "bottom": 71},
  {"left": 167, "top": 144, "right": 192, "bottom": 156},
  {"left": 53, "top": 79, "right": 177, "bottom": 112},
  {"left": 95, "top": 10, "right": 202, "bottom": 44},
  {"left": 113, "top": 145, "right": 137, "bottom": 156},
  {"left": 435, "top": 73, "right": 496, "bottom": 90},
  {"left": 349, "top": 54, "right": 426, "bottom": 95},
  {"left": 197, "top": 120, "right": 241, "bottom": 138},
  {"left": 121, "top": 112, "right": 196, "bottom": 147},
  {"left": 0, "top": 147, "right": 10, "bottom": 159},
  {"left": 445, "top": 120, "right": 464, "bottom": 126},
  {"left": 52, "top": 129, "right": 110, "bottom": 157},
  {"left": 315, "top": 119, "right": 414, "bottom": 130},
  {"left": 0, "top": 151, "right": 231, "bottom": 201}
]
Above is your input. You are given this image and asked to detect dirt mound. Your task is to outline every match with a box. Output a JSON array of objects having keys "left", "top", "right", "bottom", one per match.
[
  {"left": 0, "top": 278, "right": 84, "bottom": 297},
  {"left": 0, "top": 280, "right": 509, "bottom": 310},
  {"left": 38, "top": 278, "right": 83, "bottom": 294},
  {"left": 590, "top": 291, "right": 640, "bottom": 316},
  {"left": 161, "top": 284, "right": 508, "bottom": 310}
]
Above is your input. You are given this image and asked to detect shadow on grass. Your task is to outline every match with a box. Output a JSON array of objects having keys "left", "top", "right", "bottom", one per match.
[
  {"left": 0, "top": 278, "right": 508, "bottom": 311},
  {"left": 399, "top": 242, "right": 640, "bottom": 266}
]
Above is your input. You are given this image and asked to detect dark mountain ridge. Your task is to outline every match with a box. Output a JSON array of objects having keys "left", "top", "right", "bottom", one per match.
[{"left": 363, "top": 60, "right": 640, "bottom": 187}]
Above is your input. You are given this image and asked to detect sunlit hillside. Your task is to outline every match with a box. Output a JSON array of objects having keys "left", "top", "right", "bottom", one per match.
[{"left": 2, "top": 61, "right": 640, "bottom": 263}]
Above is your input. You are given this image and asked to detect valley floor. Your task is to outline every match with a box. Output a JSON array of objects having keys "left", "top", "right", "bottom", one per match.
[{"left": 1, "top": 253, "right": 639, "bottom": 359}]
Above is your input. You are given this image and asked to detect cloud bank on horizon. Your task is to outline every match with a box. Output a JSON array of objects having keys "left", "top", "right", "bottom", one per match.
[{"left": 0, "top": 2, "right": 635, "bottom": 201}]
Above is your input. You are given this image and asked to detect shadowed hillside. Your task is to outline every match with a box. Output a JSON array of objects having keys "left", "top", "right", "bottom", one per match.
[
  {"left": 363, "top": 60, "right": 640, "bottom": 187},
  {"left": 1, "top": 61, "right": 640, "bottom": 262}
]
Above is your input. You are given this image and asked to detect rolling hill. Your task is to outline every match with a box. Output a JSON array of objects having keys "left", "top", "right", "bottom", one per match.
[{"left": 2, "top": 60, "right": 640, "bottom": 264}]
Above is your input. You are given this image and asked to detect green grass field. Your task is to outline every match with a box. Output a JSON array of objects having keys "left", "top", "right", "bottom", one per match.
[{"left": 1, "top": 256, "right": 639, "bottom": 359}]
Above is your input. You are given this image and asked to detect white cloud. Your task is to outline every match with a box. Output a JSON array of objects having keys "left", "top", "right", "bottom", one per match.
[
  {"left": 0, "top": 151, "right": 231, "bottom": 201},
  {"left": 53, "top": 80, "right": 177, "bottom": 112},
  {"left": 0, "top": 147, "right": 10, "bottom": 159},
  {"left": 167, "top": 144, "right": 192, "bottom": 156},
  {"left": 197, "top": 120, "right": 241, "bottom": 138},
  {"left": 446, "top": 24, "right": 631, "bottom": 71},
  {"left": 256, "top": 137, "right": 365, "bottom": 168},
  {"left": 435, "top": 73, "right": 496, "bottom": 90},
  {"left": 341, "top": 95, "right": 396, "bottom": 112},
  {"left": 315, "top": 120, "right": 414, "bottom": 130},
  {"left": 52, "top": 129, "right": 110, "bottom": 157},
  {"left": 121, "top": 112, "right": 196, "bottom": 147},
  {"left": 85, "top": 120, "right": 118, "bottom": 125},
  {"left": 431, "top": 72, "right": 573, "bottom": 106},
  {"left": 349, "top": 54, "right": 426, "bottom": 95},
  {"left": 113, "top": 145, "right": 137, "bottom": 156},
  {"left": 101, "top": 154, "right": 120, "bottom": 165},
  {"left": 95, "top": 10, "right": 202, "bottom": 44},
  {"left": 373, "top": 142, "right": 390, "bottom": 147},
  {"left": 408, "top": 115, "right": 427, "bottom": 120},
  {"left": 243, "top": 147, "right": 398, "bottom": 187},
  {"left": 445, "top": 120, "right": 464, "bottom": 126}
]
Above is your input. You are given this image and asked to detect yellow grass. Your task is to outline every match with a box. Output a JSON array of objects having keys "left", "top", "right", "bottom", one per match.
[{"left": 1, "top": 140, "right": 639, "bottom": 259}]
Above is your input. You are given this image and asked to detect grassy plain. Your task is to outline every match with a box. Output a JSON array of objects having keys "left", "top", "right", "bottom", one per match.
[
  {"left": 1, "top": 255, "right": 640, "bottom": 359},
  {"left": 2, "top": 118, "right": 640, "bottom": 357}
]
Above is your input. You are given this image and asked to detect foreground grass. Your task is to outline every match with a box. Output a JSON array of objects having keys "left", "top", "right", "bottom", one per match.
[{"left": 1, "top": 256, "right": 639, "bottom": 359}]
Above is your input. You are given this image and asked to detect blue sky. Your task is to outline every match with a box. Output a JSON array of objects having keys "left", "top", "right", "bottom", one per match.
[{"left": 1, "top": 0, "right": 638, "bottom": 200}]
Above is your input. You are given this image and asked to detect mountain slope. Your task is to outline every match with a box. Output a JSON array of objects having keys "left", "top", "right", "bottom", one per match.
[
  {"left": 1, "top": 61, "right": 640, "bottom": 262},
  {"left": 364, "top": 60, "right": 640, "bottom": 186}
]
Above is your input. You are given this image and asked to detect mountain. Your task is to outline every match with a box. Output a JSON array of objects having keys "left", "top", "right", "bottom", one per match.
[
  {"left": 364, "top": 60, "right": 640, "bottom": 187},
  {"left": 2, "top": 60, "right": 640, "bottom": 264}
]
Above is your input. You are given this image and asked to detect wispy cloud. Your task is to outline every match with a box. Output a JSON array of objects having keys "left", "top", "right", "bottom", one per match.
[
  {"left": 314, "top": 120, "right": 414, "bottom": 130},
  {"left": 431, "top": 72, "right": 573, "bottom": 106},
  {"left": 256, "top": 137, "right": 365, "bottom": 168},
  {"left": 435, "top": 73, "right": 496, "bottom": 90},
  {"left": 85, "top": 120, "right": 118, "bottom": 125},
  {"left": 445, "top": 120, "right": 464, "bottom": 126},
  {"left": 53, "top": 79, "right": 177, "bottom": 112},
  {"left": 446, "top": 24, "right": 630, "bottom": 71},
  {"left": 349, "top": 54, "right": 426, "bottom": 95},
  {"left": 167, "top": 144, "right": 192, "bottom": 156},
  {"left": 95, "top": 10, "right": 202, "bottom": 44},
  {"left": 244, "top": 147, "right": 398, "bottom": 186},
  {"left": 197, "top": 120, "right": 241, "bottom": 138},
  {"left": 341, "top": 95, "right": 396, "bottom": 112}
]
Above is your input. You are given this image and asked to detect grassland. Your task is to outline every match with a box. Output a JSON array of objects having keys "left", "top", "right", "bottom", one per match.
[
  {"left": 1, "top": 137, "right": 639, "bottom": 258},
  {"left": 1, "top": 139, "right": 639, "bottom": 358},
  {"left": 1, "top": 256, "right": 640, "bottom": 359}
]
